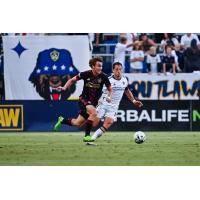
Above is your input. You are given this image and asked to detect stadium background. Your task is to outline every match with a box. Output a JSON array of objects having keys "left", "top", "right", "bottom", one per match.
[{"left": 0, "top": 33, "right": 200, "bottom": 132}]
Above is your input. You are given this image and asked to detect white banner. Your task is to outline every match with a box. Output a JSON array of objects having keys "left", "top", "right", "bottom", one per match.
[
  {"left": 125, "top": 73, "right": 200, "bottom": 100},
  {"left": 3, "top": 36, "right": 90, "bottom": 100}
]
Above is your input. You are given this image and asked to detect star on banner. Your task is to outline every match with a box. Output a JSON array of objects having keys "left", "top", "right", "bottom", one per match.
[{"left": 12, "top": 41, "right": 27, "bottom": 57}]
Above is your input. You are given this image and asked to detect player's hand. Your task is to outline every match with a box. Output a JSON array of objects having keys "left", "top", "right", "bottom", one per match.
[
  {"left": 56, "top": 86, "right": 65, "bottom": 91},
  {"left": 106, "top": 96, "right": 111, "bottom": 103},
  {"left": 133, "top": 100, "right": 143, "bottom": 108}
]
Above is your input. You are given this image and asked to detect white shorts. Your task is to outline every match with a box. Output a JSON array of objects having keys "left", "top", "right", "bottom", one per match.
[{"left": 96, "top": 104, "right": 118, "bottom": 121}]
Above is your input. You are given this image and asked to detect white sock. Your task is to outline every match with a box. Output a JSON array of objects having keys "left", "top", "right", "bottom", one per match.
[{"left": 91, "top": 127, "right": 106, "bottom": 140}]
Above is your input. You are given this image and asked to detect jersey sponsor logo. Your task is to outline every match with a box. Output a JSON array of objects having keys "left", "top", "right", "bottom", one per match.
[
  {"left": 86, "top": 82, "right": 101, "bottom": 88},
  {"left": 0, "top": 105, "right": 24, "bottom": 131}
]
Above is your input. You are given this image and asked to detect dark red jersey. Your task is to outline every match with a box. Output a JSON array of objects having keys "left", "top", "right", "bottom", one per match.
[{"left": 77, "top": 70, "right": 111, "bottom": 106}]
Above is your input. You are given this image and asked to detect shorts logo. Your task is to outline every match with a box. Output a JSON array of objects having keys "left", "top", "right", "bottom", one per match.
[
  {"left": 0, "top": 105, "right": 24, "bottom": 131},
  {"left": 50, "top": 50, "right": 60, "bottom": 61}
]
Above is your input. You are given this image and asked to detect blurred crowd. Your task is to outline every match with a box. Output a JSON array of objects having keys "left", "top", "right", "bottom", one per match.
[
  {"left": 0, "top": 33, "right": 200, "bottom": 100},
  {"left": 113, "top": 33, "right": 200, "bottom": 74}
]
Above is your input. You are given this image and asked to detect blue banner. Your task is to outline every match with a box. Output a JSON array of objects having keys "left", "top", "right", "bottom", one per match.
[{"left": 0, "top": 100, "right": 79, "bottom": 131}]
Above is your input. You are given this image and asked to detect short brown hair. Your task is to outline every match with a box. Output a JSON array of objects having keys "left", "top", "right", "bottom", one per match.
[{"left": 89, "top": 57, "right": 103, "bottom": 68}]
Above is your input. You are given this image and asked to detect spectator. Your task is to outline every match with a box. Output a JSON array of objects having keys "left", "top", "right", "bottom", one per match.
[
  {"left": 146, "top": 46, "right": 161, "bottom": 73},
  {"left": 88, "top": 33, "right": 95, "bottom": 55},
  {"left": 160, "top": 34, "right": 179, "bottom": 71},
  {"left": 94, "top": 33, "right": 103, "bottom": 47},
  {"left": 130, "top": 41, "right": 144, "bottom": 73},
  {"left": 174, "top": 44, "right": 184, "bottom": 72},
  {"left": 184, "top": 39, "right": 200, "bottom": 72},
  {"left": 120, "top": 33, "right": 137, "bottom": 52},
  {"left": 139, "top": 33, "right": 156, "bottom": 54},
  {"left": 114, "top": 36, "right": 134, "bottom": 71},
  {"left": 160, "top": 33, "right": 179, "bottom": 52},
  {"left": 162, "top": 45, "right": 177, "bottom": 75},
  {"left": 181, "top": 33, "right": 200, "bottom": 50}
]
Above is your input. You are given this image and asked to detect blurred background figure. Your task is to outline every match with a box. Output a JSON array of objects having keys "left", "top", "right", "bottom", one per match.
[
  {"left": 160, "top": 33, "right": 179, "bottom": 52},
  {"left": 130, "top": 41, "right": 144, "bottom": 73},
  {"left": 174, "top": 44, "right": 184, "bottom": 72},
  {"left": 184, "top": 39, "right": 200, "bottom": 72},
  {"left": 139, "top": 33, "right": 156, "bottom": 54},
  {"left": 114, "top": 35, "right": 134, "bottom": 71},
  {"left": 181, "top": 33, "right": 200, "bottom": 50},
  {"left": 162, "top": 45, "right": 177, "bottom": 75},
  {"left": 146, "top": 46, "right": 161, "bottom": 74}
]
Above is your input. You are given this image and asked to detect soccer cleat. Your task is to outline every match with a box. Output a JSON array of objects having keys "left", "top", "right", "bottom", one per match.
[
  {"left": 54, "top": 116, "right": 64, "bottom": 131},
  {"left": 83, "top": 136, "right": 94, "bottom": 142}
]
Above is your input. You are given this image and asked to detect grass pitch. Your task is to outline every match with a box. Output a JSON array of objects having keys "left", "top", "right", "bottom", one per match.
[{"left": 0, "top": 132, "right": 200, "bottom": 166}]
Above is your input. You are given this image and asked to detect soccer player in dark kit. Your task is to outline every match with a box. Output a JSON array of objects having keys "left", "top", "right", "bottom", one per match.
[{"left": 54, "top": 57, "right": 112, "bottom": 142}]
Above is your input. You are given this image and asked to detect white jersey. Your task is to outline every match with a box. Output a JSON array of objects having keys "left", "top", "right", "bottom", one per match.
[
  {"left": 99, "top": 75, "right": 128, "bottom": 108},
  {"left": 146, "top": 54, "right": 161, "bottom": 73}
]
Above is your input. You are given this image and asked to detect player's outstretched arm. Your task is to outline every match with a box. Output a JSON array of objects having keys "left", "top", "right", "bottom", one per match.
[
  {"left": 57, "top": 75, "right": 79, "bottom": 91},
  {"left": 125, "top": 89, "right": 143, "bottom": 108}
]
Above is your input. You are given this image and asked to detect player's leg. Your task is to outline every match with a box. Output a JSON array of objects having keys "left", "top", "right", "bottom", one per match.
[
  {"left": 63, "top": 114, "right": 86, "bottom": 127},
  {"left": 84, "top": 104, "right": 97, "bottom": 139},
  {"left": 54, "top": 98, "right": 88, "bottom": 131},
  {"left": 91, "top": 107, "right": 116, "bottom": 141},
  {"left": 91, "top": 117, "right": 114, "bottom": 141},
  {"left": 54, "top": 114, "right": 86, "bottom": 131}
]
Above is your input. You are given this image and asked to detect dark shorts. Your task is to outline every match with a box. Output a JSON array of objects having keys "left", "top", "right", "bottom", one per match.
[{"left": 78, "top": 96, "right": 93, "bottom": 120}]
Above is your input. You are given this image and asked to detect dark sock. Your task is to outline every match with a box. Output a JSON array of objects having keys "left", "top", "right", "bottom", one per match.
[
  {"left": 100, "top": 126, "right": 107, "bottom": 133},
  {"left": 85, "top": 119, "right": 93, "bottom": 137},
  {"left": 61, "top": 119, "right": 72, "bottom": 126}
]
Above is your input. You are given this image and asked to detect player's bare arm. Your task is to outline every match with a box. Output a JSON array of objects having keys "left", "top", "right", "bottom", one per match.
[
  {"left": 57, "top": 75, "right": 79, "bottom": 91},
  {"left": 124, "top": 88, "right": 143, "bottom": 108}
]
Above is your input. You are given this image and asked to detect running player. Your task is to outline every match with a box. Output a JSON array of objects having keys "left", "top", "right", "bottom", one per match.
[
  {"left": 53, "top": 57, "right": 112, "bottom": 142},
  {"left": 91, "top": 62, "right": 143, "bottom": 141}
]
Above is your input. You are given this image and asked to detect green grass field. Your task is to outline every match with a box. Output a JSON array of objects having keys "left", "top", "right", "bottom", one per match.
[{"left": 0, "top": 132, "right": 200, "bottom": 166}]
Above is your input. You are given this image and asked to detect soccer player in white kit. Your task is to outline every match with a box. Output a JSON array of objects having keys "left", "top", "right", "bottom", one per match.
[{"left": 91, "top": 62, "right": 143, "bottom": 141}]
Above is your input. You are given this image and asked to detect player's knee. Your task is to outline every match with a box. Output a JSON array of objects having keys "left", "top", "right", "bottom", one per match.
[
  {"left": 104, "top": 122, "right": 112, "bottom": 129},
  {"left": 104, "top": 119, "right": 113, "bottom": 129}
]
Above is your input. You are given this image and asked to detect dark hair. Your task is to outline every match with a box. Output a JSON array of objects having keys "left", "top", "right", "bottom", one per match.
[
  {"left": 191, "top": 39, "right": 198, "bottom": 49},
  {"left": 165, "top": 44, "right": 172, "bottom": 52},
  {"left": 164, "top": 33, "right": 174, "bottom": 39},
  {"left": 112, "top": 62, "right": 122, "bottom": 69},
  {"left": 120, "top": 37, "right": 127, "bottom": 43},
  {"left": 89, "top": 57, "right": 103, "bottom": 68}
]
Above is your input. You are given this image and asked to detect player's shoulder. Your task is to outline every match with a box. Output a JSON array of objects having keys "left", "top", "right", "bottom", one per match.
[
  {"left": 108, "top": 75, "right": 114, "bottom": 80},
  {"left": 101, "top": 72, "right": 109, "bottom": 78},
  {"left": 83, "top": 69, "right": 92, "bottom": 73},
  {"left": 80, "top": 69, "right": 92, "bottom": 75},
  {"left": 79, "top": 70, "right": 92, "bottom": 78},
  {"left": 122, "top": 76, "right": 129, "bottom": 86},
  {"left": 122, "top": 75, "right": 128, "bottom": 82}
]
